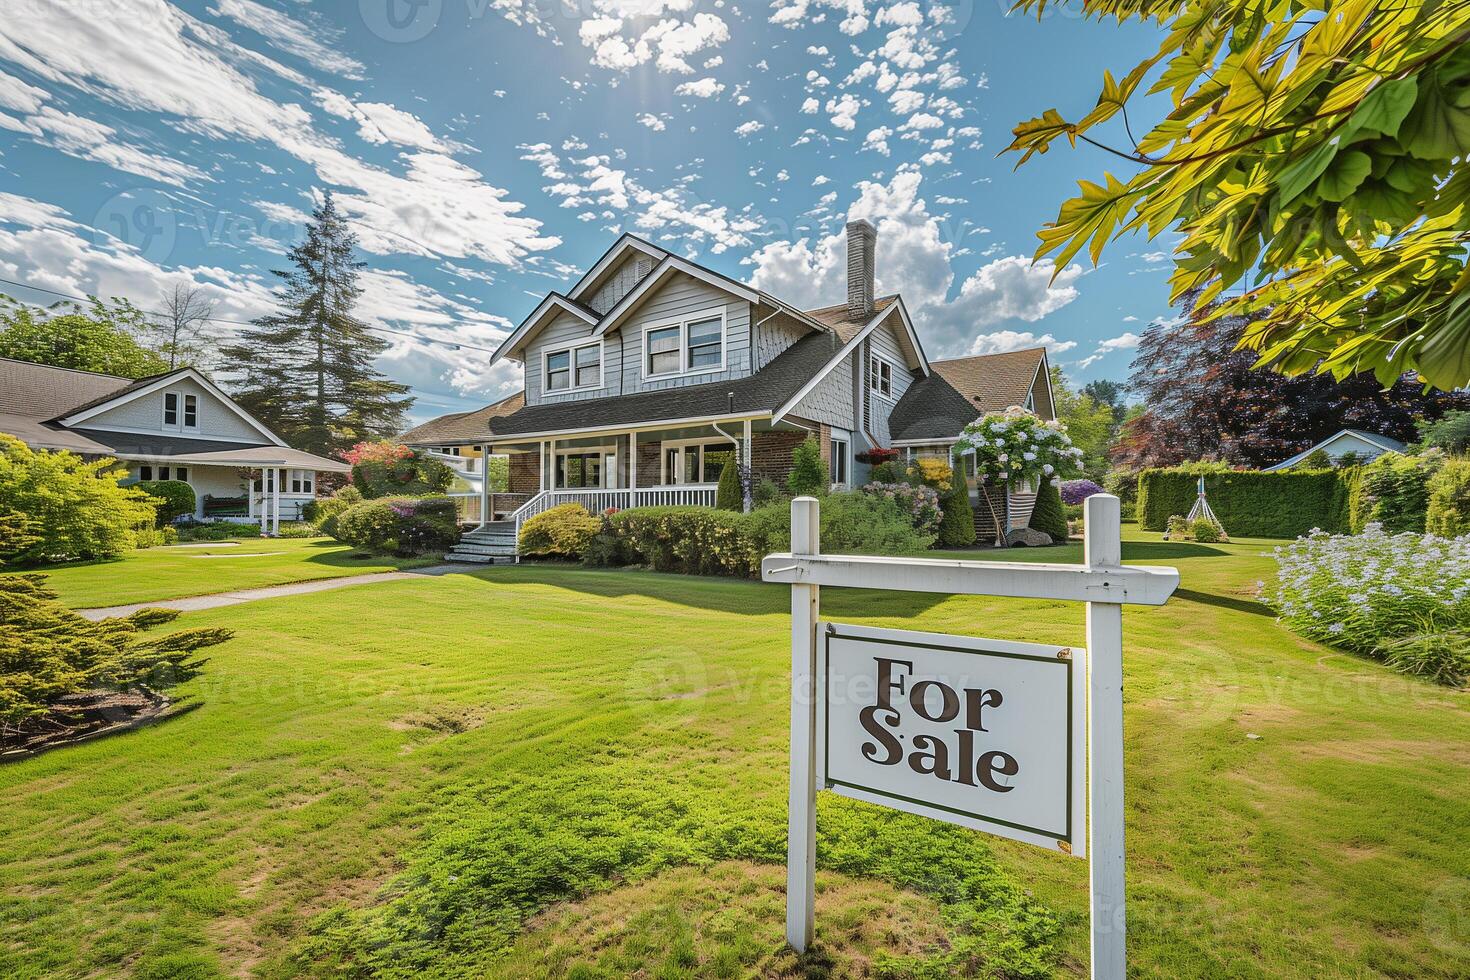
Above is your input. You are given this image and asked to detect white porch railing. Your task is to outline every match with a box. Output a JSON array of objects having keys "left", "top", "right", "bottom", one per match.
[{"left": 511, "top": 486, "right": 719, "bottom": 540}]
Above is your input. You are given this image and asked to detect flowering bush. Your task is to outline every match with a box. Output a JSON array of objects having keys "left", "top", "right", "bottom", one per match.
[
  {"left": 861, "top": 482, "right": 942, "bottom": 537},
  {"left": 1263, "top": 524, "right": 1470, "bottom": 684},
  {"left": 334, "top": 495, "right": 458, "bottom": 555},
  {"left": 339, "top": 440, "right": 413, "bottom": 467},
  {"left": 343, "top": 440, "right": 453, "bottom": 499},
  {"left": 855, "top": 447, "right": 899, "bottom": 466},
  {"left": 954, "top": 407, "right": 1082, "bottom": 490},
  {"left": 1060, "top": 479, "right": 1103, "bottom": 506}
]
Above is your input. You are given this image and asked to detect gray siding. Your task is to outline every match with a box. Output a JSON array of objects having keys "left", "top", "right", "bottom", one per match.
[
  {"left": 79, "top": 377, "right": 265, "bottom": 442},
  {"left": 753, "top": 312, "right": 807, "bottom": 369},
  {"left": 587, "top": 253, "right": 657, "bottom": 315},
  {"left": 524, "top": 310, "right": 610, "bottom": 406},
  {"left": 611, "top": 272, "right": 752, "bottom": 395},
  {"left": 790, "top": 350, "right": 856, "bottom": 428},
  {"left": 862, "top": 319, "right": 916, "bottom": 447}
]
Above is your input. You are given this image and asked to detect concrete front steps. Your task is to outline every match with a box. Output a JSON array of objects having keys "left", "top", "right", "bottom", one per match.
[{"left": 445, "top": 521, "right": 518, "bottom": 564}]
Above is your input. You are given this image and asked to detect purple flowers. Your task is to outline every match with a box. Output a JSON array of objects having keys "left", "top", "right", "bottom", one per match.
[{"left": 1061, "top": 479, "right": 1104, "bottom": 505}]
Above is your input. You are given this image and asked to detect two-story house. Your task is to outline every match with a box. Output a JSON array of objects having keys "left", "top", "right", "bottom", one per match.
[
  {"left": 404, "top": 222, "right": 1056, "bottom": 560},
  {"left": 0, "top": 358, "right": 348, "bottom": 532}
]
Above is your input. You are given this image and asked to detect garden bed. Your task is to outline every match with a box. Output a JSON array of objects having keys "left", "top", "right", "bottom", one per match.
[{"left": 1, "top": 688, "right": 200, "bottom": 761}]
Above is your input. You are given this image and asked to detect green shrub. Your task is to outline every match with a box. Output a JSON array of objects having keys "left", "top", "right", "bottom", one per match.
[
  {"left": 1418, "top": 410, "right": 1470, "bottom": 455},
  {"left": 870, "top": 460, "right": 902, "bottom": 484},
  {"left": 0, "top": 573, "right": 230, "bottom": 731},
  {"left": 1353, "top": 452, "right": 1442, "bottom": 534},
  {"left": 1377, "top": 632, "right": 1470, "bottom": 687},
  {"left": 751, "top": 478, "right": 784, "bottom": 508},
  {"left": 1294, "top": 448, "right": 1332, "bottom": 470},
  {"left": 276, "top": 522, "right": 317, "bottom": 539},
  {"left": 937, "top": 481, "right": 976, "bottom": 547},
  {"left": 1166, "top": 515, "right": 1190, "bottom": 538},
  {"left": 860, "top": 482, "right": 942, "bottom": 536},
  {"left": 581, "top": 494, "right": 936, "bottom": 577},
  {"left": 519, "top": 503, "right": 600, "bottom": 559},
  {"left": 308, "top": 486, "right": 363, "bottom": 538},
  {"left": 1190, "top": 517, "right": 1222, "bottom": 543},
  {"left": 1426, "top": 458, "right": 1470, "bottom": 537},
  {"left": 715, "top": 452, "right": 742, "bottom": 511},
  {"left": 787, "top": 435, "right": 826, "bottom": 496},
  {"left": 1027, "top": 479, "right": 1068, "bottom": 543},
  {"left": 133, "top": 525, "right": 178, "bottom": 549},
  {"left": 0, "top": 434, "right": 156, "bottom": 564},
  {"left": 0, "top": 510, "right": 40, "bottom": 566},
  {"left": 133, "top": 480, "right": 195, "bottom": 525},
  {"left": 334, "top": 496, "right": 458, "bottom": 555},
  {"left": 175, "top": 522, "right": 252, "bottom": 542},
  {"left": 1102, "top": 469, "right": 1139, "bottom": 521},
  {"left": 1137, "top": 466, "right": 1350, "bottom": 537}
]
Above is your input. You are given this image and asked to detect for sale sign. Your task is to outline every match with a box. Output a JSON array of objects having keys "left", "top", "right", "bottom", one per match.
[{"left": 816, "top": 622, "right": 1086, "bottom": 856}]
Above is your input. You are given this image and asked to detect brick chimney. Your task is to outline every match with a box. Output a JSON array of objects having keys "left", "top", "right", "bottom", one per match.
[{"left": 846, "top": 219, "right": 876, "bottom": 320}]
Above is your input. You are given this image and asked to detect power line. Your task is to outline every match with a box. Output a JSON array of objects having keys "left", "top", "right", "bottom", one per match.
[{"left": 0, "top": 274, "right": 506, "bottom": 356}]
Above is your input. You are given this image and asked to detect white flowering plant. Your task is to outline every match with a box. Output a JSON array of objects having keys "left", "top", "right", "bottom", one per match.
[
  {"left": 953, "top": 406, "right": 1083, "bottom": 490},
  {"left": 1263, "top": 524, "right": 1470, "bottom": 685}
]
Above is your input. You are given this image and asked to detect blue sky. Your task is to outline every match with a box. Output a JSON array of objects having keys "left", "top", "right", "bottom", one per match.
[{"left": 0, "top": 0, "right": 1172, "bottom": 424}]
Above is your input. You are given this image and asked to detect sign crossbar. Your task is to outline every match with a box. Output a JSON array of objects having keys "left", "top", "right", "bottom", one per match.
[{"left": 764, "top": 493, "right": 1177, "bottom": 980}]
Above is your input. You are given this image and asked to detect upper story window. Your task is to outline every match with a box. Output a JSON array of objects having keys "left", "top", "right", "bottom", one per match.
[
  {"left": 545, "top": 342, "right": 602, "bottom": 393},
  {"left": 870, "top": 354, "right": 893, "bottom": 399},
  {"left": 162, "top": 390, "right": 200, "bottom": 430},
  {"left": 644, "top": 308, "right": 726, "bottom": 380}
]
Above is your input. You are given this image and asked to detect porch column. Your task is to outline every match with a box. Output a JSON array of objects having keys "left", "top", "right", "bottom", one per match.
[
  {"left": 549, "top": 438, "right": 557, "bottom": 492},
  {"left": 478, "top": 445, "right": 490, "bottom": 528},
  {"left": 271, "top": 467, "right": 281, "bottom": 536},
  {"left": 538, "top": 440, "right": 546, "bottom": 491},
  {"left": 630, "top": 430, "right": 638, "bottom": 501},
  {"left": 742, "top": 419, "right": 753, "bottom": 513}
]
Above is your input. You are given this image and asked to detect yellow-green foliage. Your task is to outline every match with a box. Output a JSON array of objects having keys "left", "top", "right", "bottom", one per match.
[
  {"left": 1138, "top": 466, "right": 1349, "bottom": 537},
  {"left": 0, "top": 434, "right": 156, "bottom": 564},
  {"left": 0, "top": 573, "right": 230, "bottom": 726},
  {"left": 1028, "top": 479, "right": 1068, "bottom": 543},
  {"left": 1426, "top": 458, "right": 1470, "bottom": 537},
  {"left": 1352, "top": 452, "right": 1442, "bottom": 534},
  {"left": 518, "top": 503, "right": 601, "bottom": 559},
  {"left": 908, "top": 457, "right": 953, "bottom": 493}
]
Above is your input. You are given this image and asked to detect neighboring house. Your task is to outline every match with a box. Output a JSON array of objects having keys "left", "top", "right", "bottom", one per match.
[
  {"left": 1263, "top": 429, "right": 1409, "bottom": 471},
  {"left": 0, "top": 358, "right": 348, "bottom": 531},
  {"left": 402, "top": 223, "right": 1056, "bottom": 559}
]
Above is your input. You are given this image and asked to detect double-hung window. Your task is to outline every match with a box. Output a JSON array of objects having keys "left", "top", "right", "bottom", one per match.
[
  {"left": 289, "top": 470, "right": 314, "bottom": 494},
  {"left": 646, "top": 325, "right": 681, "bottom": 377},
  {"left": 183, "top": 394, "right": 198, "bottom": 429},
  {"left": 163, "top": 392, "right": 179, "bottom": 427},
  {"left": 546, "top": 342, "right": 601, "bottom": 393},
  {"left": 870, "top": 355, "right": 893, "bottom": 399},
  {"left": 644, "top": 309, "right": 725, "bottom": 379},
  {"left": 830, "top": 438, "right": 849, "bottom": 487}
]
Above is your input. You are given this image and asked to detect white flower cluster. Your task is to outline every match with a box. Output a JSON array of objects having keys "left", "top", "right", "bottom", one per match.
[
  {"left": 1263, "top": 524, "right": 1470, "bottom": 654},
  {"left": 955, "top": 405, "right": 1082, "bottom": 487}
]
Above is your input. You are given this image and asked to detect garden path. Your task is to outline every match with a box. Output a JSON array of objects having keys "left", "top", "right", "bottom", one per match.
[{"left": 75, "top": 564, "right": 461, "bottom": 620}]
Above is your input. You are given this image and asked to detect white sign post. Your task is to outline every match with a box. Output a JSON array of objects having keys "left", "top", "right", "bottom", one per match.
[{"left": 762, "top": 493, "right": 1178, "bottom": 980}]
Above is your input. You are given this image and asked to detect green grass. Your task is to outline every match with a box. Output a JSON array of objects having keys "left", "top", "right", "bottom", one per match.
[
  {"left": 30, "top": 537, "right": 440, "bottom": 608},
  {"left": 1, "top": 531, "right": 1467, "bottom": 977}
]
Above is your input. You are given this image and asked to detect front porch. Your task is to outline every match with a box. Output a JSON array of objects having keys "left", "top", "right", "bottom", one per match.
[{"left": 442, "top": 415, "right": 835, "bottom": 539}]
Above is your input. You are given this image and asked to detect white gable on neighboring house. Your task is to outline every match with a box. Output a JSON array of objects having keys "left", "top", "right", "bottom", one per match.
[{"left": 1263, "top": 429, "right": 1409, "bottom": 471}]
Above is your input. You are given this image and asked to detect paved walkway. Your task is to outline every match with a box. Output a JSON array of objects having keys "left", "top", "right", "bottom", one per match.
[{"left": 76, "top": 565, "right": 463, "bottom": 621}]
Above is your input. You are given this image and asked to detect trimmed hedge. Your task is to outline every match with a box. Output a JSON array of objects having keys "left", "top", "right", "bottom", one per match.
[
  {"left": 1351, "top": 452, "right": 1442, "bottom": 533},
  {"left": 134, "top": 480, "right": 195, "bottom": 525},
  {"left": 1137, "top": 468, "right": 1352, "bottom": 537},
  {"left": 1028, "top": 480, "right": 1069, "bottom": 543},
  {"left": 519, "top": 503, "right": 601, "bottom": 559},
  {"left": 1426, "top": 457, "right": 1470, "bottom": 537}
]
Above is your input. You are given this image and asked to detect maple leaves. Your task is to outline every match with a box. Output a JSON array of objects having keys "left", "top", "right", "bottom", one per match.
[{"left": 1007, "top": 0, "right": 1470, "bottom": 390}]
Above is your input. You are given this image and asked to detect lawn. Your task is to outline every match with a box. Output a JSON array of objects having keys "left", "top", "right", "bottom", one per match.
[
  {"left": 1, "top": 531, "right": 1466, "bottom": 978},
  {"left": 32, "top": 536, "right": 440, "bottom": 608}
]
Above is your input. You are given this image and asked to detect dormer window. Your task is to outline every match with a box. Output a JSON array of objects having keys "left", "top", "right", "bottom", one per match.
[
  {"left": 644, "top": 308, "right": 726, "bottom": 380},
  {"left": 545, "top": 342, "right": 602, "bottom": 394}
]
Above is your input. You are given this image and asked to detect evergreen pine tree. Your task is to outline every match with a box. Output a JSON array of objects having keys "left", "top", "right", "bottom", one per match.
[{"left": 220, "top": 192, "right": 412, "bottom": 455}]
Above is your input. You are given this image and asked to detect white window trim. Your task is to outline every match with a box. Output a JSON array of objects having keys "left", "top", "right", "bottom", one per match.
[
  {"left": 829, "top": 434, "right": 851, "bottom": 490},
  {"left": 658, "top": 435, "right": 735, "bottom": 486},
  {"left": 869, "top": 353, "right": 897, "bottom": 403},
  {"left": 182, "top": 392, "right": 199, "bottom": 431},
  {"left": 542, "top": 339, "right": 605, "bottom": 395},
  {"left": 640, "top": 306, "right": 728, "bottom": 382},
  {"left": 552, "top": 443, "right": 616, "bottom": 489},
  {"left": 162, "top": 391, "right": 179, "bottom": 429}
]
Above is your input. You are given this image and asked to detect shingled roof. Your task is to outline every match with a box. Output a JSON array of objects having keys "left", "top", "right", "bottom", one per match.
[
  {"left": 800, "top": 295, "right": 899, "bottom": 343},
  {"left": 400, "top": 391, "right": 526, "bottom": 446},
  {"left": 0, "top": 357, "right": 137, "bottom": 420},
  {"left": 888, "top": 347, "right": 1049, "bottom": 443}
]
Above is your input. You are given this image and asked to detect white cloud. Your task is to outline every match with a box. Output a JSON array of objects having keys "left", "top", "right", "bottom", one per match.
[
  {"left": 208, "top": 0, "right": 363, "bottom": 79},
  {"left": 800, "top": 97, "right": 820, "bottom": 114},
  {"left": 636, "top": 112, "right": 667, "bottom": 130},
  {"left": 745, "top": 172, "right": 1082, "bottom": 356},
  {"left": 966, "top": 332, "right": 1075, "bottom": 357},
  {"left": 812, "top": 175, "right": 830, "bottom": 186},
  {"left": 1097, "top": 331, "right": 1141, "bottom": 351},
  {"left": 675, "top": 77, "right": 725, "bottom": 98},
  {"left": 584, "top": 12, "right": 731, "bottom": 74},
  {"left": 862, "top": 125, "right": 892, "bottom": 155},
  {"left": 734, "top": 119, "right": 764, "bottom": 137},
  {"left": 826, "top": 92, "right": 860, "bottom": 130}
]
